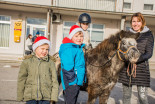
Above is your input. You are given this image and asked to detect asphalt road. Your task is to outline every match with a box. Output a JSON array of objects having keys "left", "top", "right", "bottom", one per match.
[{"left": 0, "top": 60, "right": 154, "bottom": 104}]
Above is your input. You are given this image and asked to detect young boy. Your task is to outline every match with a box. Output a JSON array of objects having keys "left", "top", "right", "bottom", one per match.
[
  {"left": 17, "top": 36, "right": 59, "bottom": 104},
  {"left": 78, "top": 13, "right": 92, "bottom": 49},
  {"left": 59, "top": 25, "right": 86, "bottom": 104}
]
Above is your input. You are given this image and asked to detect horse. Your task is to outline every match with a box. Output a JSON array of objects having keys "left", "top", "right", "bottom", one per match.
[{"left": 53, "top": 30, "right": 140, "bottom": 104}]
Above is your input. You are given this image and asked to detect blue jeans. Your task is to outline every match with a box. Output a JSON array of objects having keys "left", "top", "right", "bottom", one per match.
[{"left": 26, "top": 100, "right": 50, "bottom": 104}]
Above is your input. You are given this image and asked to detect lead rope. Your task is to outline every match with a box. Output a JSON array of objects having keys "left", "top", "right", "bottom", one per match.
[{"left": 127, "top": 63, "right": 137, "bottom": 86}]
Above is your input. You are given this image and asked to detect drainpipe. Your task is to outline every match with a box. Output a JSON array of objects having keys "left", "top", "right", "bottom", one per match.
[
  {"left": 122, "top": 0, "right": 124, "bottom": 12},
  {"left": 47, "top": 9, "right": 53, "bottom": 40},
  {"left": 51, "top": 0, "right": 53, "bottom": 6},
  {"left": 46, "top": 9, "right": 53, "bottom": 55},
  {"left": 121, "top": 16, "right": 126, "bottom": 30},
  {"left": 50, "top": 10, "right": 53, "bottom": 41}
]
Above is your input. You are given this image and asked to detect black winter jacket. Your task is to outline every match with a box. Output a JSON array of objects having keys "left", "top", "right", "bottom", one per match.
[{"left": 118, "top": 26, "right": 154, "bottom": 87}]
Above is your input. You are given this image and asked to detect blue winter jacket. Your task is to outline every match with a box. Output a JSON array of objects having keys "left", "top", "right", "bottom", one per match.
[{"left": 59, "top": 37, "right": 86, "bottom": 90}]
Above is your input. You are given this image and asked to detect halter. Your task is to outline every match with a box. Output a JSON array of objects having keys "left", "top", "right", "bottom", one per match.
[
  {"left": 117, "top": 41, "right": 136, "bottom": 61},
  {"left": 117, "top": 41, "right": 137, "bottom": 86},
  {"left": 127, "top": 63, "right": 137, "bottom": 86},
  {"left": 87, "top": 40, "right": 137, "bottom": 67}
]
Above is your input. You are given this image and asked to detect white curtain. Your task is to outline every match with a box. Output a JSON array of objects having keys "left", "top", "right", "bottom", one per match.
[{"left": 0, "top": 23, "right": 10, "bottom": 47}]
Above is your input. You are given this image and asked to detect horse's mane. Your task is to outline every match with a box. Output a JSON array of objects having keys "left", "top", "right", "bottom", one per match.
[
  {"left": 91, "top": 30, "right": 139, "bottom": 54},
  {"left": 86, "top": 30, "right": 139, "bottom": 66},
  {"left": 91, "top": 31, "right": 120, "bottom": 54}
]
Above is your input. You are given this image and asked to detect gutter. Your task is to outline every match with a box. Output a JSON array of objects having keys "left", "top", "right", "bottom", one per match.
[
  {"left": 1, "top": 1, "right": 155, "bottom": 18},
  {"left": 0, "top": 1, "right": 51, "bottom": 9}
]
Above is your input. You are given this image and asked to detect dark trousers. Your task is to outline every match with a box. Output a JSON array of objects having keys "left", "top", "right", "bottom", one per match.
[
  {"left": 26, "top": 100, "right": 50, "bottom": 104},
  {"left": 63, "top": 85, "right": 80, "bottom": 104}
]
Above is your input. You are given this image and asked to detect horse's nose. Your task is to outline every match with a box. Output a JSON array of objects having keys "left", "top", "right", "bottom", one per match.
[
  {"left": 135, "top": 51, "right": 140, "bottom": 58},
  {"left": 132, "top": 47, "right": 140, "bottom": 58}
]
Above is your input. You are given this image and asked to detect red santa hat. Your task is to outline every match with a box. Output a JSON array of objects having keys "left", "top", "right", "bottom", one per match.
[
  {"left": 32, "top": 36, "right": 51, "bottom": 51},
  {"left": 68, "top": 25, "right": 84, "bottom": 39}
]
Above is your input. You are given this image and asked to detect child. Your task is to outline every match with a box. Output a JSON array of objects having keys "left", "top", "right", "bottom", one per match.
[
  {"left": 17, "top": 36, "right": 59, "bottom": 104},
  {"left": 59, "top": 25, "right": 86, "bottom": 104},
  {"left": 78, "top": 13, "right": 92, "bottom": 49}
]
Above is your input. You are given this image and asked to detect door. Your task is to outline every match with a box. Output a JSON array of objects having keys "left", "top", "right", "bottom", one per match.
[{"left": 26, "top": 24, "right": 46, "bottom": 38}]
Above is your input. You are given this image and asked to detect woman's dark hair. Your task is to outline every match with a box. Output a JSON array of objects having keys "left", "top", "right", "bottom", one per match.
[
  {"left": 26, "top": 34, "right": 32, "bottom": 40},
  {"left": 130, "top": 12, "right": 146, "bottom": 31}
]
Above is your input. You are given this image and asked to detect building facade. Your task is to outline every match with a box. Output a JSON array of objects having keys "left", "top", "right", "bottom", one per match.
[{"left": 0, "top": 0, "right": 155, "bottom": 62}]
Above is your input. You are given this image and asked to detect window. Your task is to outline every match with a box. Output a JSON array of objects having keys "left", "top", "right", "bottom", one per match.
[
  {"left": 27, "top": 18, "right": 46, "bottom": 25},
  {"left": 63, "top": 21, "right": 104, "bottom": 48},
  {"left": 125, "top": 22, "right": 131, "bottom": 31},
  {"left": 63, "top": 21, "right": 76, "bottom": 38},
  {"left": 123, "top": 2, "right": 131, "bottom": 9},
  {"left": 126, "top": 27, "right": 130, "bottom": 31},
  {"left": 89, "top": 24, "right": 104, "bottom": 47},
  {"left": 0, "top": 15, "right": 11, "bottom": 47},
  {"left": 144, "top": 4, "right": 153, "bottom": 10},
  {"left": 26, "top": 18, "right": 47, "bottom": 37}
]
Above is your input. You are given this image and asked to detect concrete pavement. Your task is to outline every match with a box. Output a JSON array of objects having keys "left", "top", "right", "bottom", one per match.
[{"left": 0, "top": 58, "right": 154, "bottom": 104}]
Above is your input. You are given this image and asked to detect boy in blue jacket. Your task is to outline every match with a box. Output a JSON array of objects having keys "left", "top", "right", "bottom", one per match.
[{"left": 59, "top": 25, "right": 86, "bottom": 104}]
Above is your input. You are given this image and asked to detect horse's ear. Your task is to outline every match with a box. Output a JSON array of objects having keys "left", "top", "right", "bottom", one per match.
[{"left": 119, "top": 30, "right": 125, "bottom": 40}]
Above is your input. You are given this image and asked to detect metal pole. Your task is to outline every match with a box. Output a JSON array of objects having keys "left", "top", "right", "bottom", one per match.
[
  {"left": 46, "top": 9, "right": 51, "bottom": 40},
  {"left": 122, "top": 0, "right": 124, "bottom": 12},
  {"left": 50, "top": 10, "right": 53, "bottom": 41}
]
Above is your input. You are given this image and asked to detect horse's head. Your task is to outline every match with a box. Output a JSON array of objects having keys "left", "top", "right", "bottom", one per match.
[{"left": 117, "top": 30, "right": 140, "bottom": 64}]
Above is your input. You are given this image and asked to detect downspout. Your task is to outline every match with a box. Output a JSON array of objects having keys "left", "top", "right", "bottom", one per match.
[
  {"left": 23, "top": 17, "right": 27, "bottom": 56},
  {"left": 121, "top": 16, "right": 126, "bottom": 30},
  {"left": 46, "top": 9, "right": 53, "bottom": 55},
  {"left": 120, "top": 0, "right": 126, "bottom": 30},
  {"left": 47, "top": 9, "right": 51, "bottom": 40},
  {"left": 46, "top": 9, "right": 53, "bottom": 40},
  {"left": 50, "top": 10, "right": 53, "bottom": 41},
  {"left": 122, "top": 0, "right": 124, "bottom": 13}
]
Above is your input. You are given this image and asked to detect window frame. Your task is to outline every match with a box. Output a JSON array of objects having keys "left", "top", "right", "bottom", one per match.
[
  {"left": 143, "top": 4, "right": 154, "bottom": 11},
  {"left": 26, "top": 18, "right": 47, "bottom": 37},
  {"left": 63, "top": 21, "right": 105, "bottom": 47},
  {"left": 89, "top": 23, "right": 105, "bottom": 47},
  {"left": 123, "top": 2, "right": 132, "bottom": 10},
  {"left": 0, "top": 15, "right": 11, "bottom": 48},
  {"left": 62, "top": 21, "right": 77, "bottom": 38}
]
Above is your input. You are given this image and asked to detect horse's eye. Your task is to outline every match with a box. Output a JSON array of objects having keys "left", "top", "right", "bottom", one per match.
[{"left": 122, "top": 41, "right": 126, "bottom": 45}]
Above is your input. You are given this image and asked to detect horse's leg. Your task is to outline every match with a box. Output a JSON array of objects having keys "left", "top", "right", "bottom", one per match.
[
  {"left": 99, "top": 91, "right": 110, "bottom": 104},
  {"left": 87, "top": 93, "right": 97, "bottom": 104}
]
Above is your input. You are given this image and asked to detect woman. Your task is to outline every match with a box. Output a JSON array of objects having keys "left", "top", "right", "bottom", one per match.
[
  {"left": 119, "top": 12, "right": 154, "bottom": 104},
  {"left": 25, "top": 34, "right": 32, "bottom": 55}
]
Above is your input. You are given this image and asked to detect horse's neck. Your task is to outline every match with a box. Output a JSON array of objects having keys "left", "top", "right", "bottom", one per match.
[{"left": 110, "top": 54, "right": 125, "bottom": 76}]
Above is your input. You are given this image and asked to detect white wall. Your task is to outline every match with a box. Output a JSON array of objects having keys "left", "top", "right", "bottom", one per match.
[
  {"left": 116, "top": 0, "right": 123, "bottom": 12},
  {"left": 53, "top": 0, "right": 116, "bottom": 11},
  {"left": 0, "top": 9, "right": 47, "bottom": 55},
  {"left": 1, "top": 0, "right": 51, "bottom": 6},
  {"left": 51, "top": 15, "right": 121, "bottom": 54},
  {"left": 116, "top": 0, "right": 155, "bottom": 15}
]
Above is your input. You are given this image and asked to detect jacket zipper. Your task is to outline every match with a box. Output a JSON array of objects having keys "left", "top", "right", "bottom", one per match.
[
  {"left": 145, "top": 61, "right": 148, "bottom": 67},
  {"left": 37, "top": 60, "right": 41, "bottom": 100}
]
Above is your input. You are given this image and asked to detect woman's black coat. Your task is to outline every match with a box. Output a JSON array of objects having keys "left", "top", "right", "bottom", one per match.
[{"left": 119, "top": 29, "right": 154, "bottom": 87}]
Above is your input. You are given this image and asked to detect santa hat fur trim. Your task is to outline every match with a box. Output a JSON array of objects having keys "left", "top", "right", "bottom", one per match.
[
  {"left": 68, "top": 25, "right": 84, "bottom": 39},
  {"left": 32, "top": 36, "right": 51, "bottom": 51}
]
